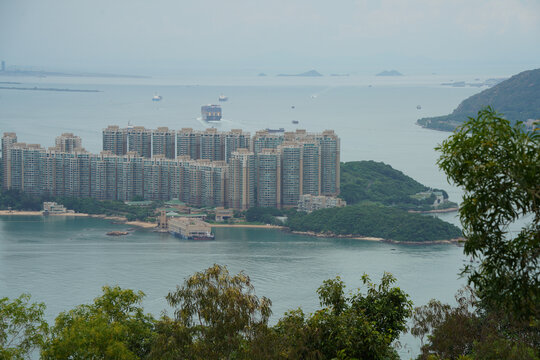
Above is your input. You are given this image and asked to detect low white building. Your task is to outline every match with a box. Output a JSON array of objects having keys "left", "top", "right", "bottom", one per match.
[
  {"left": 297, "top": 194, "right": 346, "bottom": 213},
  {"left": 42, "top": 202, "right": 69, "bottom": 214}
]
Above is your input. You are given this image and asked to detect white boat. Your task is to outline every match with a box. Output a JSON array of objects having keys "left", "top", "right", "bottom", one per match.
[
  {"left": 152, "top": 94, "right": 162, "bottom": 101},
  {"left": 218, "top": 94, "right": 228, "bottom": 102}
]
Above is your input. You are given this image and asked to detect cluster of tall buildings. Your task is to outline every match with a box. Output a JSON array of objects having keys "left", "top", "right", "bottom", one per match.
[{"left": 2, "top": 127, "right": 340, "bottom": 210}]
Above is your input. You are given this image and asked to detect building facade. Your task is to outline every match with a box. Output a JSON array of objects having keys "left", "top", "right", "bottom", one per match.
[
  {"left": 102, "top": 126, "right": 127, "bottom": 156},
  {"left": 3, "top": 128, "right": 339, "bottom": 210}
]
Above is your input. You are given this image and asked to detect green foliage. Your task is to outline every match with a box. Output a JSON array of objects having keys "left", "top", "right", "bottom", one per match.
[
  {"left": 418, "top": 68, "right": 540, "bottom": 131},
  {"left": 245, "top": 207, "right": 284, "bottom": 224},
  {"left": 436, "top": 107, "right": 539, "bottom": 320},
  {"left": 275, "top": 273, "right": 412, "bottom": 360},
  {"left": 41, "top": 286, "right": 156, "bottom": 360},
  {"left": 412, "top": 287, "right": 539, "bottom": 360},
  {"left": 0, "top": 188, "right": 160, "bottom": 221},
  {"left": 287, "top": 204, "right": 462, "bottom": 242},
  {"left": 0, "top": 294, "right": 48, "bottom": 360},
  {"left": 154, "top": 264, "right": 273, "bottom": 359},
  {"left": 339, "top": 161, "right": 454, "bottom": 211},
  {"left": 0, "top": 189, "right": 44, "bottom": 211},
  {"left": 55, "top": 197, "right": 158, "bottom": 221}
]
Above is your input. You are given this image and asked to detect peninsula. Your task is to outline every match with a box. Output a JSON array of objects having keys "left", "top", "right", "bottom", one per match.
[{"left": 417, "top": 68, "right": 540, "bottom": 131}]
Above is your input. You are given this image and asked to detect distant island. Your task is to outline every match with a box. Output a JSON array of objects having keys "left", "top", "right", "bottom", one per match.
[
  {"left": 330, "top": 73, "right": 350, "bottom": 77},
  {"left": 417, "top": 68, "right": 540, "bottom": 131},
  {"left": 376, "top": 70, "right": 403, "bottom": 76},
  {"left": 277, "top": 70, "right": 323, "bottom": 77}
]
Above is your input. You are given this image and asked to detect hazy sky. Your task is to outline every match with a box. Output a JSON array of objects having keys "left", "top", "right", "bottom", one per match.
[{"left": 1, "top": 0, "right": 539, "bottom": 75}]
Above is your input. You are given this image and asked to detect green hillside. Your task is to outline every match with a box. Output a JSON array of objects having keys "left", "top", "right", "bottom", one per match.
[
  {"left": 287, "top": 204, "right": 462, "bottom": 242},
  {"left": 417, "top": 68, "right": 540, "bottom": 131},
  {"left": 339, "top": 161, "right": 453, "bottom": 211}
]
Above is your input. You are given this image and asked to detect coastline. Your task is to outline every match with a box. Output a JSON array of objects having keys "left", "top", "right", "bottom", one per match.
[
  {"left": 0, "top": 210, "right": 157, "bottom": 229},
  {"left": 0, "top": 211, "right": 461, "bottom": 244},
  {"left": 210, "top": 224, "right": 283, "bottom": 229},
  {"left": 289, "top": 229, "right": 463, "bottom": 245},
  {"left": 408, "top": 207, "right": 459, "bottom": 214}
]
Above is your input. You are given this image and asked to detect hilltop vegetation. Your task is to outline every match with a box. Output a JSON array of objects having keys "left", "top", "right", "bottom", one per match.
[
  {"left": 417, "top": 68, "right": 540, "bottom": 131},
  {"left": 287, "top": 203, "right": 462, "bottom": 242},
  {"left": 339, "top": 161, "right": 453, "bottom": 211}
]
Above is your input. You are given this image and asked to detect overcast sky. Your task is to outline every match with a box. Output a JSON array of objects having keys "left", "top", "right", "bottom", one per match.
[{"left": 1, "top": 0, "right": 539, "bottom": 76}]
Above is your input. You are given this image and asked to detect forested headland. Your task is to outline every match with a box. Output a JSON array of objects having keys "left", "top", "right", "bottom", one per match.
[
  {"left": 339, "top": 160, "right": 456, "bottom": 211},
  {"left": 417, "top": 68, "right": 540, "bottom": 131},
  {"left": 286, "top": 204, "right": 462, "bottom": 242}
]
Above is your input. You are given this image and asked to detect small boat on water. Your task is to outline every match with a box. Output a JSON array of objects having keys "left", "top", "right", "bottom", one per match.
[
  {"left": 152, "top": 94, "right": 162, "bottom": 101},
  {"left": 292, "top": 120, "right": 299, "bottom": 124},
  {"left": 218, "top": 94, "right": 228, "bottom": 102},
  {"left": 416, "top": 105, "right": 422, "bottom": 110}
]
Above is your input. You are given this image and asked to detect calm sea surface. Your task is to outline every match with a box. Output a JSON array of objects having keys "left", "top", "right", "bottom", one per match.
[{"left": 0, "top": 73, "right": 491, "bottom": 357}]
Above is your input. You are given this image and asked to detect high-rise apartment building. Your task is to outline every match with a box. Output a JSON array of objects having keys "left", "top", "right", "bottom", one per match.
[
  {"left": 257, "top": 149, "right": 281, "bottom": 208},
  {"left": 176, "top": 128, "right": 250, "bottom": 163},
  {"left": 176, "top": 128, "right": 201, "bottom": 160},
  {"left": 7, "top": 143, "right": 44, "bottom": 196},
  {"left": 279, "top": 143, "right": 302, "bottom": 206},
  {"left": 253, "top": 130, "right": 284, "bottom": 155},
  {"left": 55, "top": 133, "right": 83, "bottom": 153},
  {"left": 4, "top": 127, "right": 339, "bottom": 209},
  {"left": 316, "top": 130, "right": 340, "bottom": 196},
  {"left": 200, "top": 128, "right": 224, "bottom": 161},
  {"left": 127, "top": 126, "right": 151, "bottom": 158},
  {"left": 152, "top": 127, "right": 175, "bottom": 159},
  {"left": 2, "top": 132, "right": 17, "bottom": 190},
  {"left": 228, "top": 149, "right": 256, "bottom": 210},
  {"left": 224, "top": 129, "right": 250, "bottom": 163},
  {"left": 301, "top": 140, "right": 321, "bottom": 195},
  {"left": 103, "top": 126, "right": 127, "bottom": 156}
]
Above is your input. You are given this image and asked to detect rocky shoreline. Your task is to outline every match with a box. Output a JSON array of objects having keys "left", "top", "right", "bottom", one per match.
[{"left": 289, "top": 229, "right": 464, "bottom": 245}]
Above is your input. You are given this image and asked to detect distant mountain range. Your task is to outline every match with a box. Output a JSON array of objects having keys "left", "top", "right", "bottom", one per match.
[
  {"left": 277, "top": 70, "right": 323, "bottom": 77},
  {"left": 417, "top": 68, "right": 540, "bottom": 131}
]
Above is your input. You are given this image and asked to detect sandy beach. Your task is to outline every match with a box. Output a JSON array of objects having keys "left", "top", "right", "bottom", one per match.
[
  {"left": 125, "top": 220, "right": 157, "bottom": 229},
  {"left": 0, "top": 210, "right": 88, "bottom": 217},
  {"left": 0, "top": 210, "right": 158, "bottom": 229}
]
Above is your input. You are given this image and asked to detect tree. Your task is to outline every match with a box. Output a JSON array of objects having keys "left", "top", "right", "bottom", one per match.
[
  {"left": 275, "top": 273, "right": 412, "bottom": 360},
  {"left": 436, "top": 107, "right": 539, "bottom": 320},
  {"left": 411, "top": 287, "right": 539, "bottom": 360},
  {"left": 41, "top": 286, "right": 156, "bottom": 360},
  {"left": 153, "top": 264, "right": 272, "bottom": 359},
  {"left": 0, "top": 294, "right": 48, "bottom": 360}
]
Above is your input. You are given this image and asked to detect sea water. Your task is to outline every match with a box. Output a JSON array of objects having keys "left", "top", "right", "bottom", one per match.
[{"left": 0, "top": 73, "right": 490, "bottom": 357}]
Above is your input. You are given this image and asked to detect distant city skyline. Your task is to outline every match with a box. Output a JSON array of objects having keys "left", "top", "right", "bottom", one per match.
[{"left": 1, "top": 0, "right": 539, "bottom": 77}]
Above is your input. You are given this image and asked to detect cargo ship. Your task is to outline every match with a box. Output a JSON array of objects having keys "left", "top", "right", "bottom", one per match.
[
  {"left": 201, "top": 105, "right": 222, "bottom": 122},
  {"left": 168, "top": 217, "right": 215, "bottom": 240}
]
